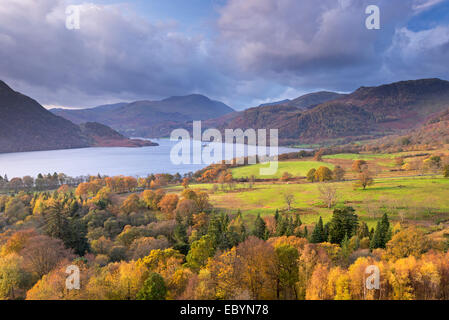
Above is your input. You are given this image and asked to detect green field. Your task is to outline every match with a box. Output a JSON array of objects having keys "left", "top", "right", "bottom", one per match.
[
  {"left": 231, "top": 161, "right": 335, "bottom": 179},
  {"left": 181, "top": 176, "right": 449, "bottom": 230},
  {"left": 322, "top": 152, "right": 427, "bottom": 161},
  {"left": 322, "top": 153, "right": 396, "bottom": 160}
]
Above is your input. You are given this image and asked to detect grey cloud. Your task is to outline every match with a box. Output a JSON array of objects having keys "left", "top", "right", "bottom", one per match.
[
  {"left": 0, "top": 0, "right": 448, "bottom": 110},
  {"left": 215, "top": 0, "right": 448, "bottom": 92},
  {"left": 0, "top": 0, "right": 229, "bottom": 108}
]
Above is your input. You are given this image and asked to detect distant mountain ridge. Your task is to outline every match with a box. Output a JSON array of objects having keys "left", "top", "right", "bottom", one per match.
[
  {"left": 51, "top": 94, "right": 235, "bottom": 137},
  {"left": 0, "top": 81, "right": 156, "bottom": 153},
  {"left": 9, "top": 78, "right": 449, "bottom": 149},
  {"left": 202, "top": 78, "right": 449, "bottom": 145}
]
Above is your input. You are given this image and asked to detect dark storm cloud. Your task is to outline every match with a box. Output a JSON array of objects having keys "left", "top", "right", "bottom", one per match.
[
  {"left": 216, "top": 0, "right": 449, "bottom": 93},
  {"left": 0, "top": 0, "right": 447, "bottom": 109},
  {"left": 0, "top": 0, "right": 230, "bottom": 107}
]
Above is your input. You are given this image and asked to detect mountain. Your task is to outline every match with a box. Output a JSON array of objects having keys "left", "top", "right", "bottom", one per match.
[
  {"left": 259, "top": 99, "right": 291, "bottom": 107},
  {"left": 283, "top": 91, "right": 345, "bottom": 110},
  {"left": 0, "top": 81, "right": 156, "bottom": 153},
  {"left": 79, "top": 122, "right": 158, "bottom": 148},
  {"left": 203, "top": 78, "right": 449, "bottom": 145},
  {"left": 51, "top": 94, "right": 234, "bottom": 137}
]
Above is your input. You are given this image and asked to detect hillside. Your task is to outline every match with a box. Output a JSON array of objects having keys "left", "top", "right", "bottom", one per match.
[
  {"left": 204, "top": 78, "right": 449, "bottom": 145},
  {"left": 283, "top": 91, "right": 345, "bottom": 110},
  {"left": 0, "top": 80, "right": 90, "bottom": 153},
  {"left": 0, "top": 81, "right": 157, "bottom": 153},
  {"left": 371, "top": 106, "right": 449, "bottom": 150},
  {"left": 51, "top": 94, "right": 234, "bottom": 137},
  {"left": 79, "top": 122, "right": 158, "bottom": 148}
]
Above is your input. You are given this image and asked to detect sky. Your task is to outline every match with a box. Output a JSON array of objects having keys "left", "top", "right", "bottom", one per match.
[{"left": 0, "top": 0, "right": 448, "bottom": 110}]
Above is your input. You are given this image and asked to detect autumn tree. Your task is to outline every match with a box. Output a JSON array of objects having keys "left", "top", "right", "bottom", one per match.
[
  {"left": 158, "top": 194, "right": 179, "bottom": 217},
  {"left": 21, "top": 235, "right": 73, "bottom": 278},
  {"left": 0, "top": 254, "right": 30, "bottom": 300},
  {"left": 142, "top": 189, "right": 165, "bottom": 211},
  {"left": 174, "top": 199, "right": 198, "bottom": 224},
  {"left": 332, "top": 166, "right": 346, "bottom": 181},
  {"left": 235, "top": 237, "right": 277, "bottom": 299},
  {"left": 313, "top": 150, "right": 324, "bottom": 161},
  {"left": 386, "top": 227, "right": 430, "bottom": 260},
  {"left": 280, "top": 172, "right": 293, "bottom": 182},
  {"left": 181, "top": 178, "right": 190, "bottom": 189},
  {"left": 274, "top": 244, "right": 299, "bottom": 299},
  {"left": 306, "top": 168, "right": 317, "bottom": 182},
  {"left": 120, "top": 194, "right": 145, "bottom": 215},
  {"left": 354, "top": 165, "right": 374, "bottom": 190},
  {"left": 352, "top": 160, "right": 367, "bottom": 172},
  {"left": 443, "top": 164, "right": 449, "bottom": 178},
  {"left": 314, "top": 166, "right": 333, "bottom": 182}
]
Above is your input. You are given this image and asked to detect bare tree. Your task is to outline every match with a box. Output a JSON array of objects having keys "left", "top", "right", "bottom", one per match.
[
  {"left": 318, "top": 184, "right": 338, "bottom": 209},
  {"left": 354, "top": 165, "right": 374, "bottom": 190},
  {"left": 283, "top": 192, "right": 295, "bottom": 211}
]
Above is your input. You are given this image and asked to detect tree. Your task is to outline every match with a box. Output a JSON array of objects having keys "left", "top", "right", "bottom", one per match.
[
  {"left": 313, "top": 150, "right": 324, "bottom": 161},
  {"left": 228, "top": 211, "right": 247, "bottom": 246},
  {"left": 207, "top": 213, "right": 232, "bottom": 251},
  {"left": 352, "top": 160, "right": 367, "bottom": 172},
  {"left": 280, "top": 172, "right": 293, "bottom": 182},
  {"left": 306, "top": 169, "right": 317, "bottom": 182},
  {"left": 44, "top": 199, "right": 70, "bottom": 241},
  {"left": 174, "top": 199, "right": 198, "bottom": 224},
  {"left": 182, "top": 178, "right": 190, "bottom": 189},
  {"left": 314, "top": 166, "right": 333, "bottom": 182},
  {"left": 158, "top": 194, "right": 179, "bottom": 217},
  {"left": 173, "top": 214, "right": 189, "bottom": 255},
  {"left": 9, "top": 178, "right": 24, "bottom": 192},
  {"left": 354, "top": 165, "right": 374, "bottom": 190},
  {"left": 234, "top": 237, "right": 277, "bottom": 299},
  {"left": 283, "top": 192, "right": 295, "bottom": 211},
  {"left": 357, "top": 221, "right": 370, "bottom": 239},
  {"left": 137, "top": 273, "right": 167, "bottom": 300},
  {"left": 443, "top": 164, "right": 449, "bottom": 178},
  {"left": 120, "top": 194, "right": 145, "bottom": 215},
  {"left": 274, "top": 244, "right": 299, "bottom": 299},
  {"left": 0, "top": 254, "right": 30, "bottom": 300},
  {"left": 370, "top": 221, "right": 383, "bottom": 250},
  {"left": 370, "top": 213, "right": 391, "bottom": 249},
  {"left": 332, "top": 166, "right": 346, "bottom": 181},
  {"left": 328, "top": 207, "right": 358, "bottom": 244},
  {"left": 186, "top": 235, "right": 215, "bottom": 271},
  {"left": 22, "top": 176, "right": 34, "bottom": 190},
  {"left": 386, "top": 227, "right": 430, "bottom": 259},
  {"left": 21, "top": 235, "right": 73, "bottom": 278},
  {"left": 318, "top": 184, "right": 338, "bottom": 209},
  {"left": 310, "top": 217, "right": 325, "bottom": 243},
  {"left": 142, "top": 189, "right": 165, "bottom": 210},
  {"left": 253, "top": 214, "right": 267, "bottom": 240},
  {"left": 340, "top": 234, "right": 351, "bottom": 261}
]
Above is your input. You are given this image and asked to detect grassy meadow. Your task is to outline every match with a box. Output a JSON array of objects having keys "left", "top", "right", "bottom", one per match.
[
  {"left": 231, "top": 160, "right": 335, "bottom": 179},
  {"left": 169, "top": 150, "right": 449, "bottom": 240}
]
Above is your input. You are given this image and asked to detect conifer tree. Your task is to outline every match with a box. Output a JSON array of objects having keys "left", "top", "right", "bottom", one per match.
[
  {"left": 311, "top": 217, "right": 324, "bottom": 243},
  {"left": 253, "top": 213, "right": 267, "bottom": 240},
  {"left": 173, "top": 213, "right": 189, "bottom": 254}
]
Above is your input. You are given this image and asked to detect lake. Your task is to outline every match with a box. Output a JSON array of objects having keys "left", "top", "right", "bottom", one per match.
[{"left": 0, "top": 139, "right": 300, "bottom": 178}]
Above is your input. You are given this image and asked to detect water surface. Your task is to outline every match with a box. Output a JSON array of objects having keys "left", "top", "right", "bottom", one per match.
[{"left": 0, "top": 139, "right": 299, "bottom": 178}]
